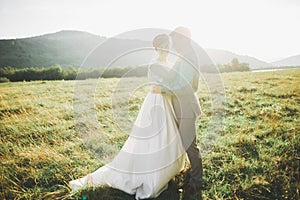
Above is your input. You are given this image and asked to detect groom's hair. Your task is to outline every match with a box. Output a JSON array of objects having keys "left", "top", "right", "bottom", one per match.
[{"left": 170, "top": 26, "right": 191, "bottom": 39}]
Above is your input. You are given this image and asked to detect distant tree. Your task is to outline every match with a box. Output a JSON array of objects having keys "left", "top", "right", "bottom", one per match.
[
  {"left": 0, "top": 77, "right": 10, "bottom": 83},
  {"left": 0, "top": 65, "right": 148, "bottom": 82},
  {"left": 63, "top": 67, "right": 77, "bottom": 80},
  {"left": 43, "top": 65, "right": 63, "bottom": 80},
  {"left": 217, "top": 58, "right": 250, "bottom": 73},
  {"left": 231, "top": 58, "right": 240, "bottom": 69},
  {"left": 0, "top": 66, "right": 15, "bottom": 79}
]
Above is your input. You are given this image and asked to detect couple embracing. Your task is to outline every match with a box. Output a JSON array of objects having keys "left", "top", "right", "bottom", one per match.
[{"left": 70, "top": 27, "right": 203, "bottom": 199}]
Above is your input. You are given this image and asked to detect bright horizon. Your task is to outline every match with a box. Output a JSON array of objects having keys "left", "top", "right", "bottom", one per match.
[{"left": 0, "top": 0, "right": 299, "bottom": 62}]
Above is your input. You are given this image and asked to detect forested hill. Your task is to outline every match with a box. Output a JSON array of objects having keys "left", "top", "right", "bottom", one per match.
[
  {"left": 0, "top": 30, "right": 155, "bottom": 69},
  {"left": 0, "top": 30, "right": 105, "bottom": 68},
  {"left": 0, "top": 30, "right": 299, "bottom": 69}
]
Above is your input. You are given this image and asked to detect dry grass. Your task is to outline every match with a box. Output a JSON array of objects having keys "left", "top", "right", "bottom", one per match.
[{"left": 0, "top": 69, "right": 299, "bottom": 199}]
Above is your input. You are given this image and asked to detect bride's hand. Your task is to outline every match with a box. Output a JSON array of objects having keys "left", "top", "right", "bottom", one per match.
[{"left": 151, "top": 85, "right": 161, "bottom": 94}]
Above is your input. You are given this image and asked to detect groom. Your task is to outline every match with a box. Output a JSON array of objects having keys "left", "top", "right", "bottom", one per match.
[{"left": 152, "top": 27, "right": 203, "bottom": 196}]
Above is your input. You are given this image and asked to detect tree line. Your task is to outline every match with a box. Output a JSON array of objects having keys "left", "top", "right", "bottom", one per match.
[
  {"left": 0, "top": 65, "right": 148, "bottom": 82},
  {"left": 0, "top": 58, "right": 250, "bottom": 82},
  {"left": 217, "top": 58, "right": 250, "bottom": 73}
]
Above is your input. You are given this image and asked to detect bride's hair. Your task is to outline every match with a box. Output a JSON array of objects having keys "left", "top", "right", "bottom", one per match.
[{"left": 152, "top": 34, "right": 170, "bottom": 50}]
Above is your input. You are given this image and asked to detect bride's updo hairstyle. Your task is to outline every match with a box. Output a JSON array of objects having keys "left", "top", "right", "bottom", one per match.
[{"left": 152, "top": 34, "right": 170, "bottom": 51}]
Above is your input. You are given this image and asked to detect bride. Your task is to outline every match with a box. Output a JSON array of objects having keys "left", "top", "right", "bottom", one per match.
[{"left": 69, "top": 34, "right": 187, "bottom": 199}]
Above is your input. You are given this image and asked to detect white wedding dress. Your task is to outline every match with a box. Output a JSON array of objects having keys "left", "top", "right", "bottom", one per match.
[{"left": 69, "top": 62, "right": 186, "bottom": 199}]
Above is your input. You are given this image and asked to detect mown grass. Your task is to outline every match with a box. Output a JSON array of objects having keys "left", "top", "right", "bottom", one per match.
[{"left": 1, "top": 69, "right": 299, "bottom": 199}]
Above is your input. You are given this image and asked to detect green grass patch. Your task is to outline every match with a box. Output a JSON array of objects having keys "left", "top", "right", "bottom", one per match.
[{"left": 1, "top": 69, "right": 299, "bottom": 199}]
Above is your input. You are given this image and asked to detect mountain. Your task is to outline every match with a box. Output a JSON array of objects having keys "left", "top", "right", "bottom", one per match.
[
  {"left": 270, "top": 55, "right": 300, "bottom": 67},
  {"left": 205, "top": 49, "right": 270, "bottom": 69},
  {"left": 0, "top": 30, "right": 298, "bottom": 69},
  {"left": 0, "top": 30, "right": 155, "bottom": 69},
  {"left": 0, "top": 30, "right": 106, "bottom": 68}
]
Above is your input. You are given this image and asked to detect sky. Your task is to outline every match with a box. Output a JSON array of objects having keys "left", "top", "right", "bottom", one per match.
[{"left": 0, "top": 0, "right": 299, "bottom": 62}]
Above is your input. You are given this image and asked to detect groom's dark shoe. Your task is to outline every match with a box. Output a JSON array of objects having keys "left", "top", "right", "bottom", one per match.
[{"left": 182, "top": 182, "right": 202, "bottom": 199}]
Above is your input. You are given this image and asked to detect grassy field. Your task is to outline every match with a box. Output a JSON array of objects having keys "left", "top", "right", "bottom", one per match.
[{"left": 1, "top": 69, "right": 299, "bottom": 199}]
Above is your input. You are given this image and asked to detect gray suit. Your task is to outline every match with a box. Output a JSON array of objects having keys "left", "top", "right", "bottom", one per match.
[
  {"left": 161, "top": 54, "right": 203, "bottom": 185},
  {"left": 171, "top": 90, "right": 203, "bottom": 185}
]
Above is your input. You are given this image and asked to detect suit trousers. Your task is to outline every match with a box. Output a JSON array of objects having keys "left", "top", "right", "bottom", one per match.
[
  {"left": 166, "top": 93, "right": 203, "bottom": 184},
  {"left": 177, "top": 117, "right": 203, "bottom": 185}
]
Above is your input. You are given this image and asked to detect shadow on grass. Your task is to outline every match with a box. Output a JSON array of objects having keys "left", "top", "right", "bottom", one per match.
[
  {"left": 77, "top": 180, "right": 182, "bottom": 200},
  {"left": 72, "top": 171, "right": 203, "bottom": 200}
]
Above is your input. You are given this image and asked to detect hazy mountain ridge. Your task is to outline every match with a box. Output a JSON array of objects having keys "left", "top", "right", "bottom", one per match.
[
  {"left": 0, "top": 30, "right": 105, "bottom": 68},
  {"left": 0, "top": 30, "right": 299, "bottom": 69},
  {"left": 270, "top": 54, "right": 300, "bottom": 67},
  {"left": 205, "top": 49, "right": 270, "bottom": 69}
]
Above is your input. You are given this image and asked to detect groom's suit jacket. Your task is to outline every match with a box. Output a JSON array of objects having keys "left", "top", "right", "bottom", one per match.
[
  {"left": 161, "top": 52, "right": 202, "bottom": 119},
  {"left": 148, "top": 52, "right": 201, "bottom": 119}
]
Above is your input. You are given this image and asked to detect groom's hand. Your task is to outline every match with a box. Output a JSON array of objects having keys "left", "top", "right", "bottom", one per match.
[{"left": 151, "top": 85, "right": 161, "bottom": 94}]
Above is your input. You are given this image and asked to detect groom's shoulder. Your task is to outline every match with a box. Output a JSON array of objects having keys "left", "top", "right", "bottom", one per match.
[{"left": 150, "top": 63, "right": 170, "bottom": 73}]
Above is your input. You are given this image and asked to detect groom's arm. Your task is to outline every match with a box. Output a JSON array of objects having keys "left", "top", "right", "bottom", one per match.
[
  {"left": 150, "top": 64, "right": 177, "bottom": 94},
  {"left": 160, "top": 60, "right": 197, "bottom": 95}
]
